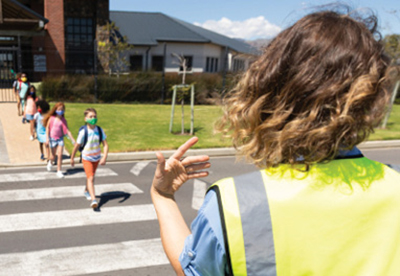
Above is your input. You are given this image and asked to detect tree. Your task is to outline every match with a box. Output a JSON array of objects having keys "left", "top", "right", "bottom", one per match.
[
  {"left": 97, "top": 22, "right": 133, "bottom": 77},
  {"left": 383, "top": 34, "right": 400, "bottom": 65},
  {"left": 172, "top": 54, "right": 192, "bottom": 134}
]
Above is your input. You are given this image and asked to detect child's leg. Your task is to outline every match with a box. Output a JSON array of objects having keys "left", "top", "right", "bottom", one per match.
[
  {"left": 57, "top": 145, "right": 63, "bottom": 171},
  {"left": 39, "top": 142, "right": 44, "bottom": 155},
  {"left": 30, "top": 120, "right": 35, "bottom": 137},
  {"left": 50, "top": 145, "right": 57, "bottom": 163},
  {"left": 45, "top": 144, "right": 50, "bottom": 160},
  {"left": 83, "top": 160, "right": 100, "bottom": 201}
]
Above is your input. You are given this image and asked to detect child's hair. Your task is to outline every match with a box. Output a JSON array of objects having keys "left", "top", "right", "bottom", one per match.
[
  {"left": 36, "top": 100, "right": 50, "bottom": 114},
  {"left": 215, "top": 9, "right": 393, "bottom": 168},
  {"left": 84, "top": 108, "right": 97, "bottom": 116},
  {"left": 43, "top": 102, "right": 65, "bottom": 127},
  {"left": 24, "top": 85, "right": 37, "bottom": 102}
]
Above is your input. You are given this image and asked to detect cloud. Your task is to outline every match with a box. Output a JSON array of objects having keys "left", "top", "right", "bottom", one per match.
[{"left": 194, "top": 16, "right": 282, "bottom": 40}]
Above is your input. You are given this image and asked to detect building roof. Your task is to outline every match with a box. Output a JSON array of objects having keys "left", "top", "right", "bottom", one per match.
[
  {"left": 110, "top": 11, "right": 256, "bottom": 55},
  {"left": 2, "top": 0, "right": 48, "bottom": 24}
]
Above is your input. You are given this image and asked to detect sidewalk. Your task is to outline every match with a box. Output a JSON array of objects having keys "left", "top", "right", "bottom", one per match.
[{"left": 1, "top": 102, "right": 400, "bottom": 168}]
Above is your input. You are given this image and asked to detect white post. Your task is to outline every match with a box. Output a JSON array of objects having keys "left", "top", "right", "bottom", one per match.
[{"left": 381, "top": 80, "right": 400, "bottom": 129}]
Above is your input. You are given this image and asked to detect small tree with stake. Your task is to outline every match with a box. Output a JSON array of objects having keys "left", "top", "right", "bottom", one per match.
[{"left": 169, "top": 54, "right": 195, "bottom": 135}]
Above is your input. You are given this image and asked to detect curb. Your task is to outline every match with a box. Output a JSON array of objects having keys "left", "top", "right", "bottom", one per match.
[{"left": 1, "top": 140, "right": 400, "bottom": 169}]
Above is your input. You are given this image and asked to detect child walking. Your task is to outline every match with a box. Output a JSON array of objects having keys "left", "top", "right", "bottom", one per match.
[
  {"left": 70, "top": 108, "right": 109, "bottom": 209},
  {"left": 43, "top": 102, "right": 76, "bottom": 178},
  {"left": 34, "top": 100, "right": 50, "bottom": 161},
  {"left": 17, "top": 73, "right": 29, "bottom": 118},
  {"left": 23, "top": 85, "right": 38, "bottom": 140}
]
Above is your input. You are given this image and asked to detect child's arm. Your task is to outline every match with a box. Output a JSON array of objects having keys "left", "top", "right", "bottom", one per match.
[
  {"left": 66, "top": 129, "right": 76, "bottom": 145},
  {"left": 45, "top": 119, "right": 52, "bottom": 159},
  {"left": 70, "top": 142, "right": 80, "bottom": 167},
  {"left": 99, "top": 139, "right": 109, "bottom": 165}
]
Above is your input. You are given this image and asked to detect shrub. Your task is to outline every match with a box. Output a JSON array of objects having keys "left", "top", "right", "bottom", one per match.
[{"left": 39, "top": 71, "right": 240, "bottom": 104}]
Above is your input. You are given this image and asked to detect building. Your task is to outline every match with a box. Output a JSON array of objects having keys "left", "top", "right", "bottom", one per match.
[
  {"left": 0, "top": 0, "right": 108, "bottom": 84},
  {"left": 0, "top": 1, "right": 256, "bottom": 87},
  {"left": 110, "top": 11, "right": 257, "bottom": 75}
]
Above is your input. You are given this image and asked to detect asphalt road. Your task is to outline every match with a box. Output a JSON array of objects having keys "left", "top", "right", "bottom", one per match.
[{"left": 0, "top": 148, "right": 398, "bottom": 275}]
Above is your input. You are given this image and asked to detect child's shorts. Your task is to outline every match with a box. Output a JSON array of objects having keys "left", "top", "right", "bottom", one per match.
[
  {"left": 49, "top": 137, "right": 64, "bottom": 148},
  {"left": 25, "top": 114, "right": 34, "bottom": 121},
  {"left": 82, "top": 159, "right": 99, "bottom": 178}
]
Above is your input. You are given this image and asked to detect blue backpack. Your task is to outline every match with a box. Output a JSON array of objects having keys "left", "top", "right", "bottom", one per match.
[{"left": 78, "top": 125, "right": 103, "bottom": 162}]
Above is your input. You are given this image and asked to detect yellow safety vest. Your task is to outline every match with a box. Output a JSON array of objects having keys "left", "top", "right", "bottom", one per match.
[{"left": 209, "top": 157, "right": 400, "bottom": 276}]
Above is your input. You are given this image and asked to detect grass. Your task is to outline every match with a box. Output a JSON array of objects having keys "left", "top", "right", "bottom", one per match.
[
  {"left": 63, "top": 103, "right": 230, "bottom": 153},
  {"left": 62, "top": 103, "right": 400, "bottom": 153}
]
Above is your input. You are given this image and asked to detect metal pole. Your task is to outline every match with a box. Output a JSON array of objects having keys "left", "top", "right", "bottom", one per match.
[
  {"left": 222, "top": 46, "right": 229, "bottom": 92},
  {"left": 17, "top": 34, "right": 22, "bottom": 73},
  {"left": 161, "top": 42, "right": 167, "bottom": 104},
  {"left": 94, "top": 39, "right": 98, "bottom": 103},
  {"left": 169, "top": 85, "right": 177, "bottom": 133},
  {"left": 190, "top": 84, "right": 194, "bottom": 135}
]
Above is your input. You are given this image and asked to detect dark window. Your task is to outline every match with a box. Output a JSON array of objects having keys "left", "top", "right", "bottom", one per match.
[
  {"left": 205, "top": 57, "right": 219, "bottom": 72},
  {"left": 65, "top": 17, "right": 95, "bottom": 73},
  {"left": 180, "top": 56, "right": 192, "bottom": 71},
  {"left": 152, "top": 55, "right": 164, "bottom": 71},
  {"left": 130, "top": 55, "right": 143, "bottom": 71},
  {"left": 233, "top": 59, "right": 245, "bottom": 72}
]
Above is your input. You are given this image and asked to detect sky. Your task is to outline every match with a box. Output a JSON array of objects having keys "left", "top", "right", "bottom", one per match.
[{"left": 109, "top": 0, "right": 400, "bottom": 40}]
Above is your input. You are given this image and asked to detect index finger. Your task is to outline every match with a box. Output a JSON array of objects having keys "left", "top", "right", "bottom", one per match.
[{"left": 170, "top": 137, "right": 199, "bottom": 161}]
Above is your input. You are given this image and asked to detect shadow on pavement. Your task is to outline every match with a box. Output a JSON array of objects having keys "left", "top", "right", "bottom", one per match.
[{"left": 94, "top": 191, "right": 131, "bottom": 212}]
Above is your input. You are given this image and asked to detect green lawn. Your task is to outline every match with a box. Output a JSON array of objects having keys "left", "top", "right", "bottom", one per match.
[
  {"left": 63, "top": 103, "right": 230, "bottom": 153},
  {"left": 62, "top": 103, "right": 400, "bottom": 153}
]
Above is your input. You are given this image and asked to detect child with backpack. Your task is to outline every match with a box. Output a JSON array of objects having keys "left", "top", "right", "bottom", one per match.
[
  {"left": 17, "top": 73, "right": 30, "bottom": 119},
  {"left": 34, "top": 99, "right": 50, "bottom": 161},
  {"left": 70, "top": 108, "right": 109, "bottom": 209},
  {"left": 43, "top": 102, "right": 76, "bottom": 178},
  {"left": 23, "top": 85, "right": 38, "bottom": 140}
]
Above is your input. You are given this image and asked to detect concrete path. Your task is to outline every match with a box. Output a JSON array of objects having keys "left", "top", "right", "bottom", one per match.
[{"left": 0, "top": 103, "right": 43, "bottom": 165}]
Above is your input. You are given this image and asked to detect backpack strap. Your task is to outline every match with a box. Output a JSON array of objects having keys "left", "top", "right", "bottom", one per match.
[
  {"left": 97, "top": 125, "right": 103, "bottom": 144},
  {"left": 78, "top": 125, "right": 88, "bottom": 163}
]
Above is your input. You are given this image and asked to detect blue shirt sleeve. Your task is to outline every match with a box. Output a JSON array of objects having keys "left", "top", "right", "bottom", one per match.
[{"left": 179, "top": 189, "right": 227, "bottom": 276}]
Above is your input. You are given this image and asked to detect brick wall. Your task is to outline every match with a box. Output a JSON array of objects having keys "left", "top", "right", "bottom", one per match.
[{"left": 44, "top": 0, "right": 65, "bottom": 75}]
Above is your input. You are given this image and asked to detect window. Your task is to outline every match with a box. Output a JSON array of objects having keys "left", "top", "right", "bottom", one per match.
[
  {"left": 130, "top": 55, "right": 143, "bottom": 71},
  {"left": 233, "top": 59, "right": 245, "bottom": 72},
  {"left": 180, "top": 56, "right": 193, "bottom": 71},
  {"left": 152, "top": 56, "right": 164, "bottom": 71},
  {"left": 205, "top": 57, "right": 219, "bottom": 72},
  {"left": 65, "top": 17, "right": 95, "bottom": 73}
]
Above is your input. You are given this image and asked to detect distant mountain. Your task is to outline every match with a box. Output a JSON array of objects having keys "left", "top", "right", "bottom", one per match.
[{"left": 246, "top": 38, "right": 272, "bottom": 51}]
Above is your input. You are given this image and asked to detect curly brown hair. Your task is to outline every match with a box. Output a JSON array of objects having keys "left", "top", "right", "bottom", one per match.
[{"left": 216, "top": 10, "right": 393, "bottom": 168}]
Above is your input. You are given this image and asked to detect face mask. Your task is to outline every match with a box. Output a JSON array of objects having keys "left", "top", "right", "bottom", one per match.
[
  {"left": 38, "top": 108, "right": 42, "bottom": 114},
  {"left": 21, "top": 77, "right": 27, "bottom": 82},
  {"left": 55, "top": 110, "right": 64, "bottom": 116},
  {"left": 86, "top": 118, "right": 98, "bottom": 125},
  {"left": 30, "top": 92, "right": 34, "bottom": 95}
]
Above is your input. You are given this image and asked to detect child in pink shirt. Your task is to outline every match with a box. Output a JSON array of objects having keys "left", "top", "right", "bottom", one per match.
[
  {"left": 43, "top": 102, "right": 75, "bottom": 178},
  {"left": 23, "top": 85, "right": 38, "bottom": 141}
]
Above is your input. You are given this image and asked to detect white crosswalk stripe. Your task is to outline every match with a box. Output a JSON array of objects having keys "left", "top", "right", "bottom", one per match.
[
  {"left": 0, "top": 166, "right": 175, "bottom": 275},
  {"left": 130, "top": 161, "right": 150, "bottom": 176},
  {"left": 0, "top": 204, "right": 157, "bottom": 233},
  {"left": 192, "top": 179, "right": 207, "bottom": 210},
  {"left": 0, "top": 183, "right": 143, "bottom": 202},
  {"left": 0, "top": 238, "right": 169, "bottom": 276},
  {"left": 0, "top": 168, "right": 117, "bottom": 183}
]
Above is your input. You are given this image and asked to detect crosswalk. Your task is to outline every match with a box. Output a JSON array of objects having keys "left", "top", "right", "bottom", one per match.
[{"left": 0, "top": 164, "right": 180, "bottom": 275}]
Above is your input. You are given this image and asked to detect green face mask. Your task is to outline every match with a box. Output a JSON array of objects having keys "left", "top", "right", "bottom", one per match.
[{"left": 86, "top": 118, "right": 98, "bottom": 125}]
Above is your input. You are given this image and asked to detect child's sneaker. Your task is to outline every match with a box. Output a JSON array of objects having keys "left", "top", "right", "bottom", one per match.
[
  {"left": 91, "top": 200, "right": 98, "bottom": 209},
  {"left": 56, "top": 171, "right": 64, "bottom": 178},
  {"left": 40, "top": 154, "right": 45, "bottom": 161},
  {"left": 84, "top": 191, "right": 91, "bottom": 201},
  {"left": 29, "top": 135, "right": 35, "bottom": 141},
  {"left": 46, "top": 160, "right": 52, "bottom": 171},
  {"left": 22, "top": 118, "right": 26, "bottom": 124}
]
